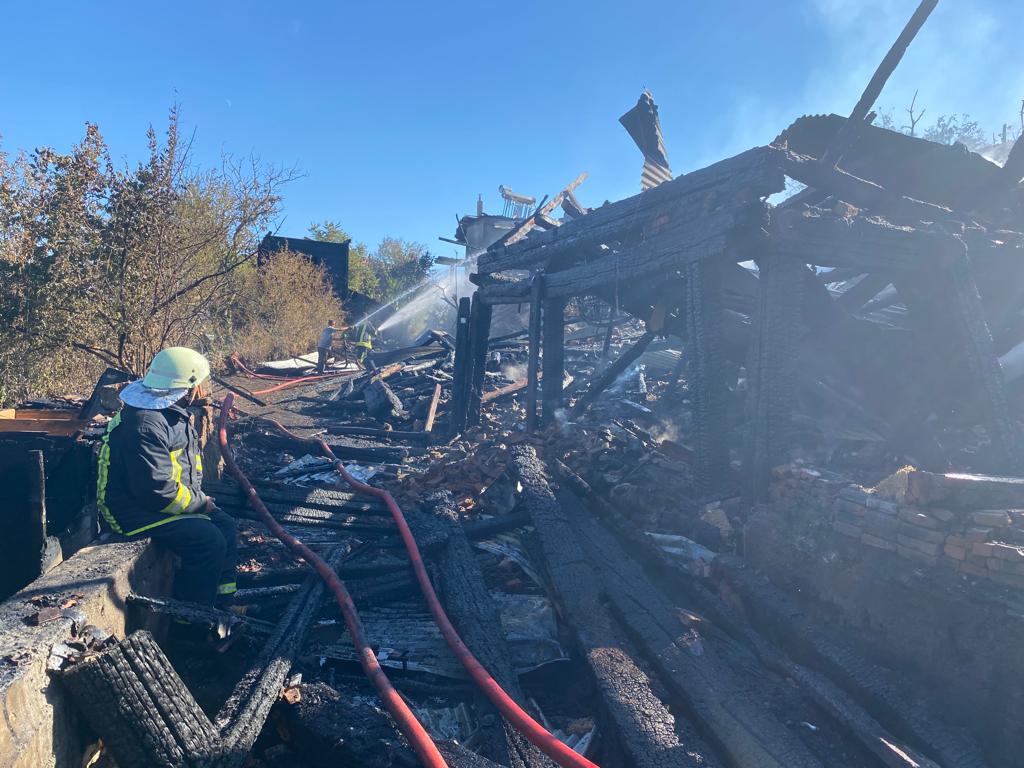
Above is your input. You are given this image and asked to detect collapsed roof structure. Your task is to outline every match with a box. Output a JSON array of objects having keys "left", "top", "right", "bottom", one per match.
[
  {"left": 5, "top": 2, "right": 1024, "bottom": 767},
  {"left": 452, "top": 4, "right": 1024, "bottom": 501}
]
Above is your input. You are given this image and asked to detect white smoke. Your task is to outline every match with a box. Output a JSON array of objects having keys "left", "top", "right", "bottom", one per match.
[{"left": 687, "top": 1, "right": 1021, "bottom": 170}]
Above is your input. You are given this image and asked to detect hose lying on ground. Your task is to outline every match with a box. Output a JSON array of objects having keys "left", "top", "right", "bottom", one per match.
[
  {"left": 217, "top": 393, "right": 449, "bottom": 768},
  {"left": 230, "top": 353, "right": 356, "bottom": 382},
  {"left": 255, "top": 414, "right": 601, "bottom": 768}
]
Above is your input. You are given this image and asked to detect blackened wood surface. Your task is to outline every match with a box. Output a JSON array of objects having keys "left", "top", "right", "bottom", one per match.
[
  {"left": 717, "top": 557, "right": 993, "bottom": 768},
  {"left": 782, "top": 149, "right": 950, "bottom": 221},
  {"left": 61, "top": 630, "right": 222, "bottom": 768},
  {"left": 417, "top": 490, "right": 554, "bottom": 768},
  {"left": 478, "top": 147, "right": 782, "bottom": 275},
  {"left": 541, "top": 297, "right": 566, "bottom": 424},
  {"left": 468, "top": 296, "right": 493, "bottom": 427},
  {"left": 451, "top": 296, "right": 473, "bottom": 435},
  {"left": 771, "top": 206, "right": 950, "bottom": 271},
  {"left": 743, "top": 250, "right": 805, "bottom": 502},
  {"left": 510, "top": 445, "right": 709, "bottom": 768},
  {"left": 570, "top": 331, "right": 654, "bottom": 416},
  {"left": 526, "top": 275, "right": 544, "bottom": 432},
  {"left": 213, "top": 546, "right": 349, "bottom": 767},
  {"left": 821, "top": 0, "right": 939, "bottom": 166},
  {"left": 685, "top": 258, "right": 729, "bottom": 495},
  {"left": 554, "top": 486, "right": 823, "bottom": 768}
]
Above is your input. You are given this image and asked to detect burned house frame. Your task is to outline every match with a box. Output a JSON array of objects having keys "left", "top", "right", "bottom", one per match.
[{"left": 453, "top": 116, "right": 1024, "bottom": 500}]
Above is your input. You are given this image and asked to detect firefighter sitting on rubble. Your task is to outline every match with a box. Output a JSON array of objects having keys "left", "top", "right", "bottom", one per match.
[{"left": 96, "top": 347, "right": 238, "bottom": 607}]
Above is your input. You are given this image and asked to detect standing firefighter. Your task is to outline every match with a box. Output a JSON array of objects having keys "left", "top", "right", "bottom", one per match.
[
  {"left": 97, "top": 347, "right": 237, "bottom": 607},
  {"left": 316, "top": 319, "right": 341, "bottom": 374},
  {"left": 353, "top": 322, "right": 374, "bottom": 365}
]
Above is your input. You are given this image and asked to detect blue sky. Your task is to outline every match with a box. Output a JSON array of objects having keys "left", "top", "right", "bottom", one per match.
[{"left": 1, "top": 1, "right": 1021, "bottom": 257}]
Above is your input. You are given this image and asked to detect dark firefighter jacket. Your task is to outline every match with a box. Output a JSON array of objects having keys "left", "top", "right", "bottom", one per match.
[{"left": 97, "top": 403, "right": 209, "bottom": 536}]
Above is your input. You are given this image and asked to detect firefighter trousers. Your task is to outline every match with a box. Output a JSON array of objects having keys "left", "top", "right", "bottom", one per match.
[{"left": 146, "top": 509, "right": 238, "bottom": 606}]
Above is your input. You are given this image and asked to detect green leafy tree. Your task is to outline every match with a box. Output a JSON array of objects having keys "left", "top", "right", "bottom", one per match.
[
  {"left": 308, "top": 221, "right": 434, "bottom": 302},
  {"left": 370, "top": 236, "right": 435, "bottom": 300},
  {"left": 309, "top": 220, "right": 379, "bottom": 297},
  {"left": 0, "top": 107, "right": 306, "bottom": 403}
]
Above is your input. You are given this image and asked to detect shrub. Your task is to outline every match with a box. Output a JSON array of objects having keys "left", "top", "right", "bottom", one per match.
[{"left": 231, "top": 248, "right": 344, "bottom": 363}]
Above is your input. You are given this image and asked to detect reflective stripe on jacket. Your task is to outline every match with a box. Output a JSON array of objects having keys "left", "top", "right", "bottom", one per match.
[
  {"left": 354, "top": 325, "right": 373, "bottom": 350},
  {"left": 97, "top": 403, "right": 208, "bottom": 536}
]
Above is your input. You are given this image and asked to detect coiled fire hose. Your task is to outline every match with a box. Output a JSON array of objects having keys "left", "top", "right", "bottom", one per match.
[
  {"left": 217, "top": 394, "right": 448, "bottom": 768},
  {"left": 249, "top": 411, "right": 601, "bottom": 768}
]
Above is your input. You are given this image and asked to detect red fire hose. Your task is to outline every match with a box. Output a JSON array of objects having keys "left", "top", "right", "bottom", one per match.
[
  {"left": 230, "top": 353, "right": 354, "bottom": 382},
  {"left": 253, "top": 414, "right": 601, "bottom": 768},
  {"left": 217, "top": 394, "right": 449, "bottom": 768}
]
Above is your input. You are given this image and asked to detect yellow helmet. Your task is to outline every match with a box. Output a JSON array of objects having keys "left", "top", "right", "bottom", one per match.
[{"left": 142, "top": 347, "right": 211, "bottom": 391}]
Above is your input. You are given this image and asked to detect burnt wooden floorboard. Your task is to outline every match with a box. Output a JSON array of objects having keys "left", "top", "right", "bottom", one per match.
[
  {"left": 414, "top": 490, "right": 554, "bottom": 768},
  {"left": 510, "top": 445, "right": 710, "bottom": 768},
  {"left": 555, "top": 485, "right": 825, "bottom": 768}
]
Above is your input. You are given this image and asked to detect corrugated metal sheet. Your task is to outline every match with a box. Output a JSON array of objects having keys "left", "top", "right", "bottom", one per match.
[{"left": 620, "top": 90, "right": 672, "bottom": 191}]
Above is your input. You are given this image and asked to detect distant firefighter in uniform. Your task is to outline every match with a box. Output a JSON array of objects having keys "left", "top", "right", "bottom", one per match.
[
  {"left": 96, "top": 347, "right": 238, "bottom": 606},
  {"left": 353, "top": 322, "right": 374, "bottom": 365}
]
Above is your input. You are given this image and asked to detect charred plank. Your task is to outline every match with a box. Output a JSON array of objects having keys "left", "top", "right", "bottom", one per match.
[{"left": 510, "top": 445, "right": 710, "bottom": 768}]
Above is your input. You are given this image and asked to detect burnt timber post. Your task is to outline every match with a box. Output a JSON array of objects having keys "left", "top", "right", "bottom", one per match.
[
  {"left": 450, "top": 296, "right": 473, "bottom": 435},
  {"left": 744, "top": 250, "right": 805, "bottom": 502},
  {"left": 467, "top": 294, "right": 493, "bottom": 427},
  {"left": 541, "top": 296, "right": 565, "bottom": 424},
  {"left": 27, "top": 450, "right": 47, "bottom": 579},
  {"left": 525, "top": 274, "right": 544, "bottom": 432},
  {"left": 890, "top": 237, "right": 1021, "bottom": 474},
  {"left": 938, "top": 244, "right": 1021, "bottom": 471},
  {"left": 685, "top": 258, "right": 729, "bottom": 496}
]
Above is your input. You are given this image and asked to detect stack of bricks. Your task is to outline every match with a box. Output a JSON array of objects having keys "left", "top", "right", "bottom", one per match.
[
  {"left": 831, "top": 470, "right": 1024, "bottom": 590},
  {"left": 768, "top": 463, "right": 847, "bottom": 513}
]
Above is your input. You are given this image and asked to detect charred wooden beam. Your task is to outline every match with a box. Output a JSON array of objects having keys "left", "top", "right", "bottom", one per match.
[
  {"left": 555, "top": 485, "right": 823, "bottom": 768},
  {"left": 716, "top": 558, "right": 993, "bottom": 768},
  {"left": 479, "top": 202, "right": 768, "bottom": 305},
  {"left": 526, "top": 275, "right": 544, "bottom": 432},
  {"left": 685, "top": 258, "right": 729, "bottom": 496},
  {"left": 509, "top": 445, "right": 709, "bottom": 768},
  {"left": 126, "top": 593, "right": 275, "bottom": 636},
  {"left": 247, "top": 432, "right": 413, "bottom": 463},
  {"left": 503, "top": 173, "right": 587, "bottom": 247},
  {"left": 781, "top": 149, "right": 951, "bottom": 221},
  {"left": 541, "top": 297, "right": 566, "bottom": 424},
  {"left": 821, "top": 0, "right": 940, "bottom": 166},
  {"left": 450, "top": 296, "right": 474, "bottom": 435},
  {"left": 415, "top": 491, "right": 553, "bottom": 768},
  {"left": 771, "top": 206, "right": 953, "bottom": 271},
  {"left": 744, "top": 250, "right": 805, "bottom": 501},
  {"left": 467, "top": 295, "right": 493, "bottom": 428},
  {"left": 478, "top": 147, "right": 783, "bottom": 275},
  {"left": 570, "top": 332, "right": 654, "bottom": 417},
  {"left": 561, "top": 469, "right": 946, "bottom": 768},
  {"left": 214, "top": 546, "right": 350, "bottom": 766},
  {"left": 27, "top": 450, "right": 47, "bottom": 579},
  {"left": 61, "top": 631, "right": 222, "bottom": 767}
]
